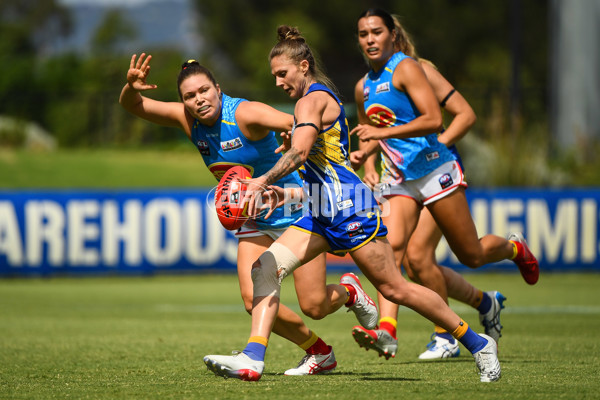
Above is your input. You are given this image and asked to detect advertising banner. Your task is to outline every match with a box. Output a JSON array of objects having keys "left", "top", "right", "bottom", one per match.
[{"left": 1, "top": 188, "right": 599, "bottom": 276}]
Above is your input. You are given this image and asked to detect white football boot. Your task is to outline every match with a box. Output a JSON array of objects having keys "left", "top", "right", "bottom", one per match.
[
  {"left": 473, "top": 334, "right": 501, "bottom": 382},
  {"left": 479, "top": 291, "right": 507, "bottom": 343},
  {"left": 418, "top": 334, "right": 461, "bottom": 360},
  {"left": 203, "top": 352, "right": 263, "bottom": 381},
  {"left": 352, "top": 326, "right": 398, "bottom": 360},
  {"left": 284, "top": 346, "right": 337, "bottom": 375},
  {"left": 340, "top": 273, "right": 378, "bottom": 329}
]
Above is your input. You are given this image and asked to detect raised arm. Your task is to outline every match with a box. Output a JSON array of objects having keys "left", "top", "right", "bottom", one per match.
[{"left": 119, "top": 53, "right": 190, "bottom": 135}]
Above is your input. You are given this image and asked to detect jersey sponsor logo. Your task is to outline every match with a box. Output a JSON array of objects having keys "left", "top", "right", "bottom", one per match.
[
  {"left": 221, "top": 137, "right": 243, "bottom": 152},
  {"left": 196, "top": 140, "right": 210, "bottom": 155},
  {"left": 375, "top": 82, "right": 390, "bottom": 94},
  {"left": 363, "top": 86, "right": 370, "bottom": 102},
  {"left": 426, "top": 151, "right": 440, "bottom": 162},
  {"left": 337, "top": 199, "right": 354, "bottom": 211},
  {"left": 366, "top": 104, "right": 397, "bottom": 127},
  {"left": 439, "top": 173, "right": 454, "bottom": 189},
  {"left": 346, "top": 221, "right": 365, "bottom": 238}
]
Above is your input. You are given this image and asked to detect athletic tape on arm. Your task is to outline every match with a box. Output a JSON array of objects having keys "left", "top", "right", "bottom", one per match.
[{"left": 251, "top": 242, "right": 301, "bottom": 298}]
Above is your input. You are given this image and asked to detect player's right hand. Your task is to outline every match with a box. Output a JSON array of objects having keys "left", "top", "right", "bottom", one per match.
[{"left": 126, "top": 53, "right": 158, "bottom": 92}]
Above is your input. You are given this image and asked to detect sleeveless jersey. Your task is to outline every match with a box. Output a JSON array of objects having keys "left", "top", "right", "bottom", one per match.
[
  {"left": 294, "top": 83, "right": 378, "bottom": 224},
  {"left": 190, "top": 93, "right": 303, "bottom": 230},
  {"left": 362, "top": 51, "right": 455, "bottom": 184}
]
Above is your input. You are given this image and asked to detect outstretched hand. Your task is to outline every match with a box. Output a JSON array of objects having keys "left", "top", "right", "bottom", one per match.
[
  {"left": 350, "top": 123, "right": 384, "bottom": 141},
  {"left": 274, "top": 130, "right": 292, "bottom": 154},
  {"left": 126, "top": 53, "right": 158, "bottom": 92}
]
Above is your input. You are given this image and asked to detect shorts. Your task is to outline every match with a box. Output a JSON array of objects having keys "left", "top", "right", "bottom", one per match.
[
  {"left": 291, "top": 209, "right": 388, "bottom": 255},
  {"left": 234, "top": 224, "right": 287, "bottom": 241},
  {"left": 375, "top": 160, "right": 467, "bottom": 206}
]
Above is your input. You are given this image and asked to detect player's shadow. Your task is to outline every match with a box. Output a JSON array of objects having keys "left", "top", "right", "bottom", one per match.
[
  {"left": 395, "top": 358, "right": 473, "bottom": 366},
  {"left": 320, "top": 371, "right": 421, "bottom": 382},
  {"left": 267, "top": 371, "right": 420, "bottom": 381}
]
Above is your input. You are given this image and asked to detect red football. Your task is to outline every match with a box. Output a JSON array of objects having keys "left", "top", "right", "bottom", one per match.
[{"left": 215, "top": 165, "right": 252, "bottom": 230}]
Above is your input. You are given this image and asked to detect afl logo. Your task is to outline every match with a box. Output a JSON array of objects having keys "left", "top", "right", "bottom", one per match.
[
  {"left": 366, "top": 104, "right": 397, "bottom": 127},
  {"left": 439, "top": 173, "right": 454, "bottom": 189},
  {"left": 363, "top": 86, "right": 370, "bottom": 102},
  {"left": 345, "top": 221, "right": 365, "bottom": 238},
  {"left": 196, "top": 140, "right": 210, "bottom": 155}
]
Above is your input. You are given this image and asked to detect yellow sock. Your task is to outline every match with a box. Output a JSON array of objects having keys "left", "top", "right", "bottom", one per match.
[
  {"left": 473, "top": 289, "right": 484, "bottom": 308},
  {"left": 379, "top": 317, "right": 397, "bottom": 338},
  {"left": 451, "top": 319, "right": 469, "bottom": 339},
  {"left": 248, "top": 336, "right": 268, "bottom": 347},
  {"left": 299, "top": 331, "right": 318, "bottom": 351},
  {"left": 379, "top": 317, "right": 397, "bottom": 328},
  {"left": 434, "top": 325, "right": 448, "bottom": 335},
  {"left": 510, "top": 240, "right": 519, "bottom": 259}
]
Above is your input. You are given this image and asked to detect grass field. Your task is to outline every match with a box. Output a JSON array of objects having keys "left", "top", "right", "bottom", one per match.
[
  {"left": 0, "top": 148, "right": 215, "bottom": 189},
  {"left": 1, "top": 272, "right": 599, "bottom": 399}
]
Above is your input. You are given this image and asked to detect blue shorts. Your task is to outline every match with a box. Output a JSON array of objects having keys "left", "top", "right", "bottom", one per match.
[{"left": 291, "top": 209, "right": 388, "bottom": 255}]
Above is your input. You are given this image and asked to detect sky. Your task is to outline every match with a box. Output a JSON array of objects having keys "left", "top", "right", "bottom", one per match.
[{"left": 52, "top": 0, "right": 201, "bottom": 56}]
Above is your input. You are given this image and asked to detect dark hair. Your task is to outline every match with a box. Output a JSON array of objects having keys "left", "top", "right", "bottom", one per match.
[
  {"left": 358, "top": 8, "right": 396, "bottom": 33},
  {"left": 176, "top": 59, "right": 218, "bottom": 99},
  {"left": 358, "top": 8, "right": 418, "bottom": 60},
  {"left": 269, "top": 25, "right": 339, "bottom": 96}
]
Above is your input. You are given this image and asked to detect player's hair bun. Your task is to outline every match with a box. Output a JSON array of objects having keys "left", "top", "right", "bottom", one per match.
[
  {"left": 277, "top": 25, "right": 304, "bottom": 43},
  {"left": 181, "top": 59, "right": 200, "bottom": 70}
]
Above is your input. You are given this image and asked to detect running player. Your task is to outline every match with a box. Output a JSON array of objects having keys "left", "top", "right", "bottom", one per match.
[
  {"left": 203, "top": 25, "right": 501, "bottom": 383},
  {"left": 119, "top": 54, "right": 378, "bottom": 375},
  {"left": 350, "top": 9, "right": 510, "bottom": 360},
  {"left": 349, "top": 8, "right": 539, "bottom": 361}
]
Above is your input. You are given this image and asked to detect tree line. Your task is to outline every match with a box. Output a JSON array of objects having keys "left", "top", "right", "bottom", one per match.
[{"left": 0, "top": 0, "right": 548, "bottom": 152}]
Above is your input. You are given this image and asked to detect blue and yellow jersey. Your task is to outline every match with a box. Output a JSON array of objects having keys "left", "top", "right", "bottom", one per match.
[
  {"left": 362, "top": 51, "right": 455, "bottom": 184},
  {"left": 295, "top": 83, "right": 378, "bottom": 224},
  {"left": 191, "top": 93, "right": 303, "bottom": 230}
]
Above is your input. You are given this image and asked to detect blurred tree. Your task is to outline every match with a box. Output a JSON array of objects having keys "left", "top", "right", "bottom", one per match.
[
  {"left": 192, "top": 0, "right": 395, "bottom": 102},
  {"left": 0, "top": 0, "right": 550, "bottom": 165},
  {"left": 192, "top": 1, "right": 547, "bottom": 126},
  {"left": 91, "top": 9, "right": 137, "bottom": 55},
  {"left": 0, "top": 0, "right": 71, "bottom": 118}
]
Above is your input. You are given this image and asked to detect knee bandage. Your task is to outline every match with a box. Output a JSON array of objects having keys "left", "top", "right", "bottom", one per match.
[{"left": 251, "top": 243, "right": 301, "bottom": 298}]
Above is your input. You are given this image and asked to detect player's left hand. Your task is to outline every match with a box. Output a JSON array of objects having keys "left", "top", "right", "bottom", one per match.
[
  {"left": 350, "top": 124, "right": 384, "bottom": 141},
  {"left": 274, "top": 130, "right": 292, "bottom": 154},
  {"left": 350, "top": 150, "right": 368, "bottom": 169},
  {"left": 362, "top": 171, "right": 380, "bottom": 190}
]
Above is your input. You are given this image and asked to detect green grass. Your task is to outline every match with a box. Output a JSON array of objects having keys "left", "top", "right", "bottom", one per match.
[
  {"left": 0, "top": 148, "right": 215, "bottom": 188},
  {"left": 1, "top": 273, "right": 599, "bottom": 399}
]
